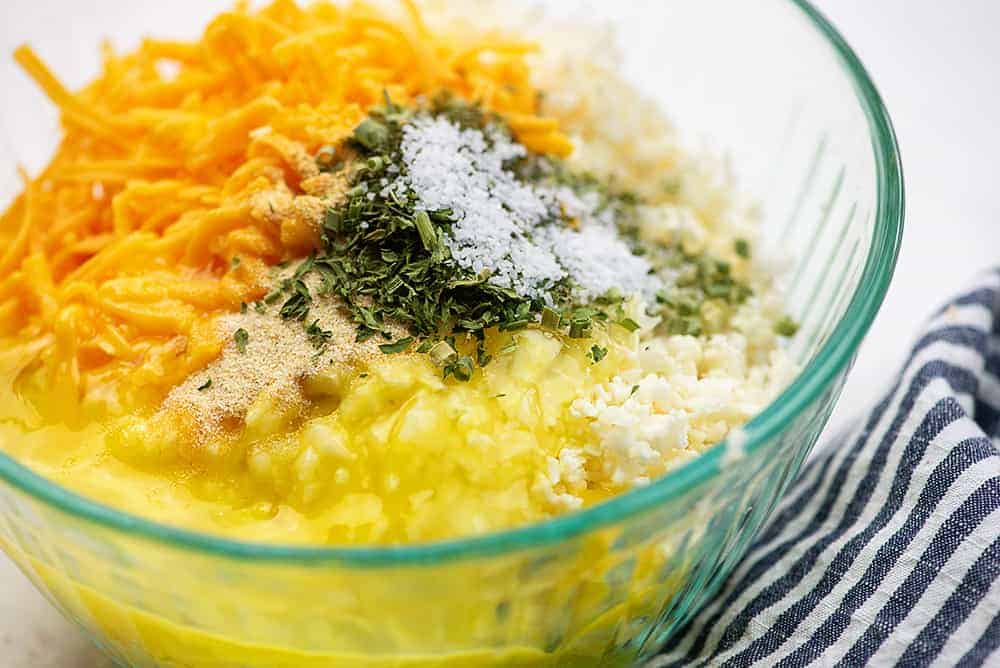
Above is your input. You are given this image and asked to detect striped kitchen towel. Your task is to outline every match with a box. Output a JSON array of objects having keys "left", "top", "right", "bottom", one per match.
[{"left": 652, "top": 269, "right": 1000, "bottom": 667}]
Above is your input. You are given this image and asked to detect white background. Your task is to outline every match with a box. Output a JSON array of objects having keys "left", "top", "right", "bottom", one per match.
[{"left": 0, "top": 1, "right": 998, "bottom": 665}]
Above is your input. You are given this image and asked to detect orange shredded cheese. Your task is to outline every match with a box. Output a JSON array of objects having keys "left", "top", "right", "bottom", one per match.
[{"left": 1, "top": 0, "right": 571, "bottom": 408}]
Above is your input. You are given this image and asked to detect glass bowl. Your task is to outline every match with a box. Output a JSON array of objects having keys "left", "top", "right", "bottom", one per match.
[{"left": 0, "top": 0, "right": 902, "bottom": 666}]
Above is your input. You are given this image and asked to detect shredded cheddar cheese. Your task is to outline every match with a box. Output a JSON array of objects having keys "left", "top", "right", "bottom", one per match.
[{"left": 1, "top": 0, "right": 571, "bottom": 407}]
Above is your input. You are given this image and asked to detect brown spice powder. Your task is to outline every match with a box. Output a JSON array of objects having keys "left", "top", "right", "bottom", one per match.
[{"left": 162, "top": 272, "right": 394, "bottom": 436}]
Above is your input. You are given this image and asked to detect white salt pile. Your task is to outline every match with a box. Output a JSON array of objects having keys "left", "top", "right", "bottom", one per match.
[{"left": 387, "top": 115, "right": 660, "bottom": 303}]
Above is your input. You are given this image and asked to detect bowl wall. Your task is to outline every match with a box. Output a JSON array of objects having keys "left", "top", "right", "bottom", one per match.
[
  {"left": 0, "top": 381, "right": 841, "bottom": 666},
  {"left": 0, "top": 1, "right": 901, "bottom": 665}
]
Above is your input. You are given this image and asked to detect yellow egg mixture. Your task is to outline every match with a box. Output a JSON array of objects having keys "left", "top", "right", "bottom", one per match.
[{"left": 3, "top": 328, "right": 638, "bottom": 544}]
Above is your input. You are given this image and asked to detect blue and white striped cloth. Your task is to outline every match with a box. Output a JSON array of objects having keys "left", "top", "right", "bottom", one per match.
[{"left": 652, "top": 270, "right": 1000, "bottom": 667}]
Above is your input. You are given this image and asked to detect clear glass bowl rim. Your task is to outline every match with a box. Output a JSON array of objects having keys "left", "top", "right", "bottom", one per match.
[{"left": 0, "top": 0, "right": 904, "bottom": 567}]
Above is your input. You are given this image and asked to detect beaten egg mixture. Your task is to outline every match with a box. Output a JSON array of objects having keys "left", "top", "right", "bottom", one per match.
[{"left": 0, "top": 0, "right": 795, "bottom": 549}]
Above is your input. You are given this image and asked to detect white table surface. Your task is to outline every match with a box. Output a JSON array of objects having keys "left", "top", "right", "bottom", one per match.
[{"left": 1, "top": 1, "right": 998, "bottom": 665}]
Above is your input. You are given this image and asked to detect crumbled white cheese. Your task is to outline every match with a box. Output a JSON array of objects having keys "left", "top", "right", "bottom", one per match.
[
  {"left": 532, "top": 327, "right": 797, "bottom": 509},
  {"left": 572, "top": 373, "right": 690, "bottom": 488},
  {"left": 532, "top": 446, "right": 588, "bottom": 511}
]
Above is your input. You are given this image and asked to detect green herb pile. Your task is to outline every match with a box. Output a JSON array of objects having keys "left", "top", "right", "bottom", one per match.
[
  {"left": 651, "top": 250, "right": 753, "bottom": 337},
  {"left": 249, "top": 98, "right": 773, "bottom": 379}
]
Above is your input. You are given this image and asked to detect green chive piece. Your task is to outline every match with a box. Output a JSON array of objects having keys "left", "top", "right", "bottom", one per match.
[
  {"left": 197, "top": 378, "right": 212, "bottom": 391},
  {"left": 353, "top": 119, "right": 389, "bottom": 152},
  {"left": 630, "top": 384, "right": 639, "bottom": 396},
  {"left": 498, "top": 318, "right": 530, "bottom": 332},
  {"left": 616, "top": 318, "right": 641, "bottom": 333},
  {"left": 706, "top": 282, "right": 732, "bottom": 299},
  {"left": 734, "top": 238, "right": 751, "bottom": 259},
  {"left": 445, "top": 355, "right": 474, "bottom": 382},
  {"left": 293, "top": 254, "right": 315, "bottom": 279},
  {"left": 588, "top": 345, "right": 608, "bottom": 363},
  {"left": 304, "top": 320, "right": 332, "bottom": 349},
  {"left": 379, "top": 337, "right": 414, "bottom": 354},
  {"left": 541, "top": 307, "right": 562, "bottom": 330},
  {"left": 231, "top": 256, "right": 241, "bottom": 268},
  {"left": 676, "top": 299, "right": 698, "bottom": 316},
  {"left": 774, "top": 316, "right": 799, "bottom": 337},
  {"left": 428, "top": 341, "right": 458, "bottom": 366},
  {"left": 414, "top": 211, "right": 436, "bottom": 252},
  {"left": 280, "top": 290, "right": 311, "bottom": 321},
  {"left": 234, "top": 328, "right": 249, "bottom": 353},
  {"left": 568, "top": 319, "right": 590, "bottom": 339}
]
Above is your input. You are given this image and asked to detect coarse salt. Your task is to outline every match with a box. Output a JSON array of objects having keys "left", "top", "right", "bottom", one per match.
[{"left": 390, "top": 115, "right": 660, "bottom": 303}]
